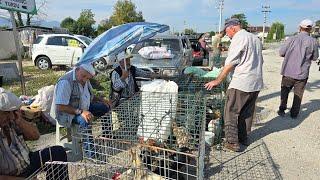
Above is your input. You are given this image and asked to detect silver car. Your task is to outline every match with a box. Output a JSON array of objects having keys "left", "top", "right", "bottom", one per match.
[{"left": 130, "top": 35, "right": 193, "bottom": 77}]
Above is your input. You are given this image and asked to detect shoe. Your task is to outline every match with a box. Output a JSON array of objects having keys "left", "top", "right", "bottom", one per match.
[
  {"left": 239, "top": 139, "right": 250, "bottom": 146},
  {"left": 224, "top": 142, "right": 240, "bottom": 152},
  {"left": 290, "top": 114, "right": 298, "bottom": 119},
  {"left": 277, "top": 110, "right": 285, "bottom": 117}
]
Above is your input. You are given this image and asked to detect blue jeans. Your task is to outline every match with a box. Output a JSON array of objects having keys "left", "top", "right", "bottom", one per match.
[{"left": 73, "top": 102, "right": 111, "bottom": 158}]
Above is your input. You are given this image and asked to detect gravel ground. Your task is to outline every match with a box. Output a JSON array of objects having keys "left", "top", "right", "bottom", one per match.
[{"left": 253, "top": 43, "right": 320, "bottom": 179}]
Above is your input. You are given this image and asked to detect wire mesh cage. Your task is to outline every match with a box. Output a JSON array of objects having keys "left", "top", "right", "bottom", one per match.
[
  {"left": 73, "top": 91, "right": 207, "bottom": 179},
  {"left": 170, "top": 75, "right": 226, "bottom": 144}
]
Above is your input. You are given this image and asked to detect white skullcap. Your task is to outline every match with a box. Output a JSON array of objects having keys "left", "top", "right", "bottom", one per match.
[
  {"left": 80, "top": 63, "right": 95, "bottom": 76},
  {"left": 299, "top": 19, "right": 314, "bottom": 28},
  {"left": 0, "top": 88, "right": 22, "bottom": 111}
]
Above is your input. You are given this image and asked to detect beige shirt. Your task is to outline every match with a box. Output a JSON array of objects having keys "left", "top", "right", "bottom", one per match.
[{"left": 225, "top": 29, "right": 264, "bottom": 92}]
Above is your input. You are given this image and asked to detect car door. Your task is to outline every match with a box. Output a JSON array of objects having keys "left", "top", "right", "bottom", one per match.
[
  {"left": 45, "top": 36, "right": 67, "bottom": 64},
  {"left": 64, "top": 37, "right": 84, "bottom": 66}
]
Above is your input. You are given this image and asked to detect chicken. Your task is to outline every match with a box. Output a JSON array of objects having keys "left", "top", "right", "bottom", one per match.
[{"left": 172, "top": 121, "right": 192, "bottom": 149}]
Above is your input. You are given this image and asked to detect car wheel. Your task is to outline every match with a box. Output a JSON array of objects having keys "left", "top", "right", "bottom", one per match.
[
  {"left": 94, "top": 58, "right": 107, "bottom": 70},
  {"left": 36, "top": 56, "right": 52, "bottom": 70}
]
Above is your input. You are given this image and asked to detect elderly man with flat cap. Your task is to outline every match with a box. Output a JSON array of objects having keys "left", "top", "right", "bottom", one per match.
[
  {"left": 51, "top": 63, "right": 112, "bottom": 156},
  {"left": 277, "top": 19, "right": 319, "bottom": 118},
  {"left": 0, "top": 88, "right": 68, "bottom": 179},
  {"left": 205, "top": 18, "right": 264, "bottom": 152}
]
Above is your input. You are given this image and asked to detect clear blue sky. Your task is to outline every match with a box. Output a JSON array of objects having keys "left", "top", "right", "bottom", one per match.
[{"left": 2, "top": 0, "right": 320, "bottom": 34}]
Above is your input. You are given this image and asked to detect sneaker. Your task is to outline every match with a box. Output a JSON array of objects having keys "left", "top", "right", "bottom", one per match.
[
  {"left": 277, "top": 110, "right": 285, "bottom": 117},
  {"left": 224, "top": 142, "right": 240, "bottom": 152}
]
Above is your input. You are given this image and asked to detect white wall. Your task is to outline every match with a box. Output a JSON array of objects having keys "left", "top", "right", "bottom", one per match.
[{"left": 0, "top": 31, "right": 16, "bottom": 59}]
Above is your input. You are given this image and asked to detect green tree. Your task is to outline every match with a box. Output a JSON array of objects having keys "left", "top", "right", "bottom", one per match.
[
  {"left": 74, "top": 9, "right": 96, "bottom": 37},
  {"left": 209, "top": 31, "right": 216, "bottom": 37},
  {"left": 96, "top": 19, "right": 113, "bottom": 36},
  {"left": 109, "top": 0, "right": 144, "bottom": 26},
  {"left": 316, "top": 20, "right": 320, "bottom": 27},
  {"left": 60, "top": 17, "right": 76, "bottom": 33},
  {"left": 231, "top": 13, "right": 249, "bottom": 30},
  {"left": 184, "top": 28, "right": 196, "bottom": 34},
  {"left": 267, "top": 22, "right": 285, "bottom": 41}
]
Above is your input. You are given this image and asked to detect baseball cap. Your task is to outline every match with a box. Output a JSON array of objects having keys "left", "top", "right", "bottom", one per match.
[
  {"left": 80, "top": 63, "right": 95, "bottom": 76},
  {"left": 0, "top": 88, "right": 22, "bottom": 111},
  {"left": 299, "top": 19, "right": 314, "bottom": 28},
  {"left": 224, "top": 18, "right": 241, "bottom": 31}
]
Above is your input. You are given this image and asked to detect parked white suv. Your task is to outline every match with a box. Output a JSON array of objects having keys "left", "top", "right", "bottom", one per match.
[{"left": 31, "top": 34, "right": 91, "bottom": 70}]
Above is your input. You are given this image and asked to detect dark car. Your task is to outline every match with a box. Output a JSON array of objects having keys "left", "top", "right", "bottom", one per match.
[{"left": 130, "top": 35, "right": 193, "bottom": 77}]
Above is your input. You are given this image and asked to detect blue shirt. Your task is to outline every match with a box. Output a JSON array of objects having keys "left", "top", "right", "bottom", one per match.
[{"left": 279, "top": 32, "right": 319, "bottom": 80}]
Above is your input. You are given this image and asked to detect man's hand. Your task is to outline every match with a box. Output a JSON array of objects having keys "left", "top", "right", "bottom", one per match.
[
  {"left": 121, "top": 69, "right": 129, "bottom": 80},
  {"left": 81, "top": 110, "right": 94, "bottom": 122},
  {"left": 204, "top": 80, "right": 221, "bottom": 90}
]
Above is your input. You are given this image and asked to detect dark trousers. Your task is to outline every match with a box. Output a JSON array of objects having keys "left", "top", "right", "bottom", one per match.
[
  {"left": 22, "top": 146, "right": 68, "bottom": 179},
  {"left": 279, "top": 76, "right": 308, "bottom": 116},
  {"left": 224, "top": 89, "right": 259, "bottom": 144}
]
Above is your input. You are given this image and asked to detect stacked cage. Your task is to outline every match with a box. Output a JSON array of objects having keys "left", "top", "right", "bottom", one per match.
[{"left": 172, "top": 75, "right": 226, "bottom": 144}]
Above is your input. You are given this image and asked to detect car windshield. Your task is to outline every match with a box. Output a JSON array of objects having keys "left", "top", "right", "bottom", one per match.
[
  {"left": 132, "top": 38, "right": 181, "bottom": 54},
  {"left": 77, "top": 35, "right": 93, "bottom": 45}
]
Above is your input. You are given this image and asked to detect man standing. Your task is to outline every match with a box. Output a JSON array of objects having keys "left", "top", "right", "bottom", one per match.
[
  {"left": 205, "top": 18, "right": 264, "bottom": 152},
  {"left": 277, "top": 19, "right": 319, "bottom": 118},
  {"left": 51, "top": 63, "right": 111, "bottom": 156}
]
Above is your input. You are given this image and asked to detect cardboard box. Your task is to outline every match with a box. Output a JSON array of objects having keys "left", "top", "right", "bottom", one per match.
[{"left": 20, "top": 105, "right": 41, "bottom": 120}]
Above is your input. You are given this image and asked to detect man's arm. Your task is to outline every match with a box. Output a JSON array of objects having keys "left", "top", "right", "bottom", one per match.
[
  {"left": 204, "top": 64, "right": 234, "bottom": 90},
  {"left": 14, "top": 111, "right": 40, "bottom": 141},
  {"left": 279, "top": 38, "right": 292, "bottom": 57},
  {"left": 311, "top": 40, "right": 319, "bottom": 61}
]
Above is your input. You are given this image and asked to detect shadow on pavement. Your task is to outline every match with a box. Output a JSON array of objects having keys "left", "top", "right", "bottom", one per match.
[
  {"left": 205, "top": 140, "right": 282, "bottom": 179},
  {"left": 250, "top": 99, "right": 320, "bottom": 143}
]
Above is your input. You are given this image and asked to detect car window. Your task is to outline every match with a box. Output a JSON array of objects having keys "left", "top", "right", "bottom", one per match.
[
  {"left": 65, "top": 37, "right": 83, "bottom": 47},
  {"left": 132, "top": 38, "right": 181, "bottom": 53},
  {"left": 46, "top": 36, "right": 65, "bottom": 46},
  {"left": 34, "top": 36, "right": 43, "bottom": 44},
  {"left": 76, "top": 36, "right": 93, "bottom": 45}
]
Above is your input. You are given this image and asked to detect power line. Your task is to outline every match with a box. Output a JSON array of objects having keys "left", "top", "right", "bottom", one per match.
[{"left": 262, "top": 5, "right": 271, "bottom": 44}]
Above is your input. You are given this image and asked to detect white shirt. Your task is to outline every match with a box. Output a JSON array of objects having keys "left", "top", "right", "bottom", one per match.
[
  {"left": 55, "top": 69, "right": 91, "bottom": 110},
  {"left": 225, "top": 29, "right": 264, "bottom": 92}
]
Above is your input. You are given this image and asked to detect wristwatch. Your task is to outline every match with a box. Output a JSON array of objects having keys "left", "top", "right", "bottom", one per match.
[{"left": 75, "top": 109, "right": 83, "bottom": 115}]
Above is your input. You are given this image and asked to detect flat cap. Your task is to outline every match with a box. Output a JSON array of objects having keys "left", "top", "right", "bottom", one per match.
[{"left": 224, "top": 18, "right": 241, "bottom": 31}]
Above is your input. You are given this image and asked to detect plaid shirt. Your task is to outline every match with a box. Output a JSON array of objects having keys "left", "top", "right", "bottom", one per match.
[{"left": 0, "top": 123, "right": 30, "bottom": 176}]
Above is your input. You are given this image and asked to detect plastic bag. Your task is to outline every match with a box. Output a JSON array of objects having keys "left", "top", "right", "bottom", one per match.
[
  {"left": 30, "top": 85, "right": 55, "bottom": 112},
  {"left": 138, "top": 46, "right": 174, "bottom": 59}
]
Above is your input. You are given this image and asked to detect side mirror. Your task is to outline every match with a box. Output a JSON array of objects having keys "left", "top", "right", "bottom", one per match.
[{"left": 79, "top": 44, "right": 86, "bottom": 53}]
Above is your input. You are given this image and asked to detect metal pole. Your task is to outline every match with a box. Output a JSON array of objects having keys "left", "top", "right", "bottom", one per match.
[
  {"left": 218, "top": 0, "right": 224, "bottom": 33},
  {"left": 262, "top": 6, "right": 271, "bottom": 44},
  {"left": 9, "top": 11, "right": 26, "bottom": 95}
]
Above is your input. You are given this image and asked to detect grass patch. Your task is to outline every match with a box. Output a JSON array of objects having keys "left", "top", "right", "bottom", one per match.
[{"left": 2, "top": 65, "right": 65, "bottom": 96}]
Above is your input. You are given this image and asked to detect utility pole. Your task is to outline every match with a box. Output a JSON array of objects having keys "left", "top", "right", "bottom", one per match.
[
  {"left": 217, "top": 0, "right": 224, "bottom": 33},
  {"left": 262, "top": 5, "right": 271, "bottom": 44}
]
